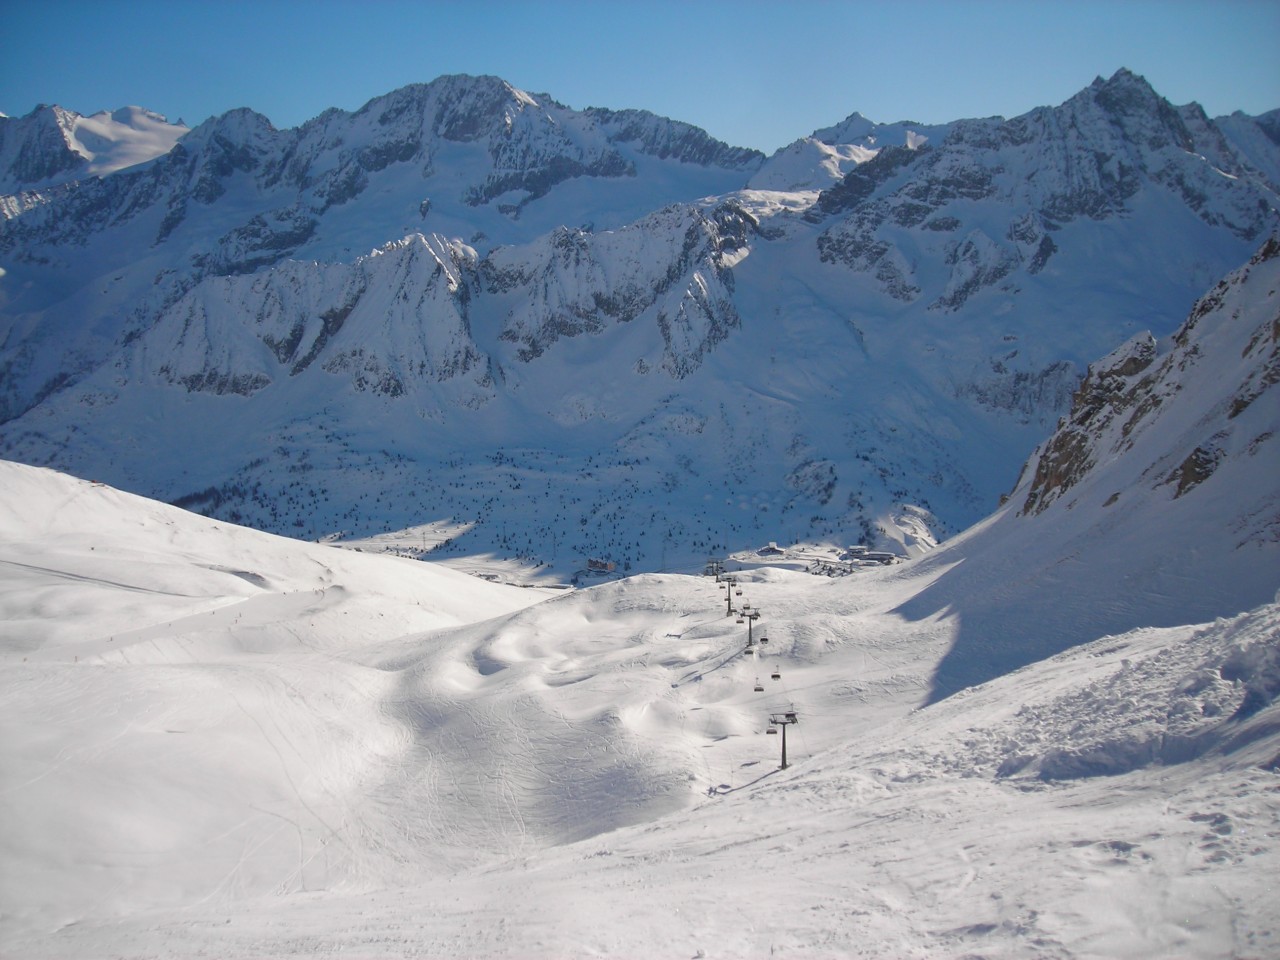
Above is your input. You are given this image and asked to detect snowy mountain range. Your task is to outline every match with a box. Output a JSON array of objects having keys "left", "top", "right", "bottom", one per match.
[
  {"left": 1, "top": 69, "right": 1278, "bottom": 576},
  {"left": 2, "top": 230, "right": 1276, "bottom": 956},
  {"left": 3, "top": 67, "right": 1278, "bottom": 957}
]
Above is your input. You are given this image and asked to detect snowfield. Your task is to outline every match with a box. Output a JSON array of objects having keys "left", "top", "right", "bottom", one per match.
[{"left": 2, "top": 460, "right": 1276, "bottom": 959}]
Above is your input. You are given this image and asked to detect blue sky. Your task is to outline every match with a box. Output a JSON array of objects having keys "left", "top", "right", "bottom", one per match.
[{"left": 3, "top": 0, "right": 1277, "bottom": 153}]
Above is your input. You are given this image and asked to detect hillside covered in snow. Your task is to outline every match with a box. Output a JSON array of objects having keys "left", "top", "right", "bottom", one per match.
[
  {"left": 2, "top": 70, "right": 1277, "bottom": 575},
  {"left": 2, "top": 223, "right": 1279, "bottom": 958}
]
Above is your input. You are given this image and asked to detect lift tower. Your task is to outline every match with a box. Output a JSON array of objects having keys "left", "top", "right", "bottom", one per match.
[{"left": 767, "top": 711, "right": 799, "bottom": 769}]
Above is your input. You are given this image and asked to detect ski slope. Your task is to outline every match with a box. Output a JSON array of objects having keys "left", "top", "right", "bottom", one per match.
[{"left": 2, "top": 459, "right": 1277, "bottom": 958}]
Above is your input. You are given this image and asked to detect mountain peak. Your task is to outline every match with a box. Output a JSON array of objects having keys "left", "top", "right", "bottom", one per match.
[
  {"left": 1082, "top": 68, "right": 1186, "bottom": 129},
  {"left": 811, "top": 110, "right": 945, "bottom": 149},
  {"left": 1085, "top": 67, "right": 1165, "bottom": 105},
  {"left": 184, "top": 106, "right": 277, "bottom": 142},
  {"left": 1093, "top": 66, "right": 1147, "bottom": 89},
  {"left": 0, "top": 102, "right": 190, "bottom": 193},
  {"left": 349, "top": 74, "right": 550, "bottom": 143},
  {"left": 0, "top": 105, "right": 90, "bottom": 191}
]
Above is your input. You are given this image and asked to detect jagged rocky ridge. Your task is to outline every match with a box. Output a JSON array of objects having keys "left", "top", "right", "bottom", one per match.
[
  {"left": 0, "top": 75, "right": 759, "bottom": 267},
  {"left": 1, "top": 70, "right": 1278, "bottom": 571},
  {"left": 1019, "top": 234, "right": 1280, "bottom": 518},
  {"left": 803, "top": 70, "right": 1278, "bottom": 310},
  {"left": 117, "top": 197, "right": 753, "bottom": 407}
]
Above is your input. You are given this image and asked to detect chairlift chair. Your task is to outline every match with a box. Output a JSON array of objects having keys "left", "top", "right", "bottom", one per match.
[
  {"left": 736, "top": 616, "right": 745, "bottom": 624},
  {"left": 759, "top": 636, "right": 769, "bottom": 644},
  {"left": 753, "top": 678, "right": 764, "bottom": 692},
  {"left": 766, "top": 726, "right": 778, "bottom": 735},
  {"left": 771, "top": 667, "right": 781, "bottom": 680}
]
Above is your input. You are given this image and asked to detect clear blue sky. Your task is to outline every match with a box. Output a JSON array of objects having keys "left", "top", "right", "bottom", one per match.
[{"left": 3, "top": 0, "right": 1277, "bottom": 153}]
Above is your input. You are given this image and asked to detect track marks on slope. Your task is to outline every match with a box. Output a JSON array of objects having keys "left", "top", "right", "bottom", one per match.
[{"left": 365, "top": 573, "right": 771, "bottom": 861}]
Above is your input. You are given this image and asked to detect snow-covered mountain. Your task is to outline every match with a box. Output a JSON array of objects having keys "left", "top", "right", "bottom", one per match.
[
  {"left": 1, "top": 70, "right": 1277, "bottom": 575},
  {"left": 749, "top": 111, "right": 951, "bottom": 192},
  {"left": 0, "top": 104, "right": 188, "bottom": 194}
]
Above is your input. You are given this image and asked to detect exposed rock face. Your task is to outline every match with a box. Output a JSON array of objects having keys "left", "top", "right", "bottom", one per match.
[
  {"left": 193, "top": 206, "right": 318, "bottom": 276},
  {"left": 1019, "top": 332, "right": 1159, "bottom": 515},
  {"left": 1019, "top": 235, "right": 1280, "bottom": 517},
  {"left": 0, "top": 106, "right": 86, "bottom": 190},
  {"left": 957, "top": 357, "right": 1079, "bottom": 424}
]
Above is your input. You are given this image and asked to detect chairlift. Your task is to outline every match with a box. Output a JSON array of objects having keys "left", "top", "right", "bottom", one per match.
[
  {"left": 784, "top": 711, "right": 797, "bottom": 722},
  {"left": 759, "top": 636, "right": 769, "bottom": 644},
  {"left": 771, "top": 667, "right": 781, "bottom": 680},
  {"left": 736, "top": 616, "right": 745, "bottom": 624},
  {"left": 753, "top": 678, "right": 764, "bottom": 692},
  {"left": 735, "top": 589, "right": 743, "bottom": 596},
  {"left": 766, "top": 727, "right": 778, "bottom": 735}
]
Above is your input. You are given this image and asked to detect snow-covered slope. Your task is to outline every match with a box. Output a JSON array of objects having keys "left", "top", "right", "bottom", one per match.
[
  {"left": 0, "top": 459, "right": 553, "bottom": 936},
  {"left": 891, "top": 235, "right": 1280, "bottom": 700},
  {"left": 3, "top": 419, "right": 1277, "bottom": 957},
  {"left": 0, "top": 104, "right": 187, "bottom": 193},
  {"left": 1, "top": 71, "right": 1277, "bottom": 576},
  {"left": 749, "top": 111, "right": 950, "bottom": 193}
]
